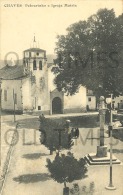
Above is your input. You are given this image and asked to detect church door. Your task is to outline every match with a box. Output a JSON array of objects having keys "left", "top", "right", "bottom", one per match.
[{"left": 52, "top": 97, "right": 62, "bottom": 114}]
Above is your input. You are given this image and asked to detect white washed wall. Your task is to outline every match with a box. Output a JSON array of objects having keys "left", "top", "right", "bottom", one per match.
[
  {"left": 114, "top": 96, "right": 123, "bottom": 109},
  {"left": 1, "top": 80, "right": 22, "bottom": 111},
  {"left": 64, "top": 87, "right": 87, "bottom": 112},
  {"left": 86, "top": 96, "right": 96, "bottom": 110},
  {"left": 22, "top": 78, "right": 32, "bottom": 110}
]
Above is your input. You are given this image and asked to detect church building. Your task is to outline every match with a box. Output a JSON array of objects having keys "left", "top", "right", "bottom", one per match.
[{"left": 0, "top": 37, "right": 87, "bottom": 115}]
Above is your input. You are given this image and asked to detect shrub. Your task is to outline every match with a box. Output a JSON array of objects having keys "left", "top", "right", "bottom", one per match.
[
  {"left": 46, "top": 152, "right": 87, "bottom": 188},
  {"left": 39, "top": 117, "right": 74, "bottom": 154}
]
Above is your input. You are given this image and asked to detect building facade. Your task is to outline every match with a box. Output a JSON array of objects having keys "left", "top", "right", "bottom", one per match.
[
  {"left": 86, "top": 89, "right": 96, "bottom": 111},
  {"left": 0, "top": 43, "right": 87, "bottom": 114}
]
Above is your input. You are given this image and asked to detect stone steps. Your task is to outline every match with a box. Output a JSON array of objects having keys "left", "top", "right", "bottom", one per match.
[{"left": 84, "top": 153, "right": 121, "bottom": 165}]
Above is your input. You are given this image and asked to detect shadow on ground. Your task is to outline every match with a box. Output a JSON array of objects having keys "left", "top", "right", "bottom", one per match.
[
  {"left": 46, "top": 115, "right": 99, "bottom": 128},
  {"left": 106, "top": 130, "right": 123, "bottom": 142},
  {"left": 13, "top": 173, "right": 51, "bottom": 183},
  {"left": 22, "top": 153, "right": 48, "bottom": 160},
  {"left": 112, "top": 131, "right": 123, "bottom": 142},
  {"left": 5, "top": 114, "right": 99, "bottom": 129},
  {"left": 108, "top": 149, "right": 123, "bottom": 153},
  {"left": 17, "top": 118, "right": 40, "bottom": 129}
]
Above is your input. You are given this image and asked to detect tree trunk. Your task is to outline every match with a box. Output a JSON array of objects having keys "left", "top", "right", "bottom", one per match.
[
  {"left": 50, "top": 150, "right": 53, "bottom": 155},
  {"left": 63, "top": 183, "right": 69, "bottom": 195},
  {"left": 56, "top": 150, "right": 59, "bottom": 157},
  {"left": 64, "top": 181, "right": 67, "bottom": 188}
]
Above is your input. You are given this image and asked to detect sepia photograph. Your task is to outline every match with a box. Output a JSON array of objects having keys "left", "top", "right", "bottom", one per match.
[{"left": 0, "top": 0, "right": 123, "bottom": 194}]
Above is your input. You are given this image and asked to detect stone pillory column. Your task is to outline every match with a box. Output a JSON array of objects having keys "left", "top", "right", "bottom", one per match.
[
  {"left": 85, "top": 95, "right": 121, "bottom": 165},
  {"left": 96, "top": 96, "right": 107, "bottom": 157}
]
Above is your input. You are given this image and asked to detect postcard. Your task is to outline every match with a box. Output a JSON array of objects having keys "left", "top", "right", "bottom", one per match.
[{"left": 0, "top": 0, "right": 123, "bottom": 194}]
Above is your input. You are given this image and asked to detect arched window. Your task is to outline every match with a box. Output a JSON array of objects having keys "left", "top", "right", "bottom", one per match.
[
  {"left": 39, "top": 61, "right": 42, "bottom": 70},
  {"left": 33, "top": 60, "right": 37, "bottom": 70}
]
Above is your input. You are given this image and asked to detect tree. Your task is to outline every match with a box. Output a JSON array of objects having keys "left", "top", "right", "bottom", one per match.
[
  {"left": 46, "top": 152, "right": 87, "bottom": 194},
  {"left": 52, "top": 9, "right": 123, "bottom": 98},
  {"left": 61, "top": 131, "right": 74, "bottom": 150},
  {"left": 39, "top": 117, "right": 59, "bottom": 154},
  {"left": 39, "top": 117, "right": 74, "bottom": 154}
]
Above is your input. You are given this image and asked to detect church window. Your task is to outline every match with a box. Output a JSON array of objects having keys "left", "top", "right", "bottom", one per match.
[
  {"left": 37, "top": 52, "right": 39, "bottom": 56},
  {"left": 26, "top": 60, "right": 28, "bottom": 66},
  {"left": 33, "top": 60, "right": 37, "bottom": 70},
  {"left": 39, "top": 61, "right": 42, "bottom": 70},
  {"left": 38, "top": 106, "right": 41, "bottom": 110},
  {"left": 88, "top": 97, "right": 91, "bottom": 102},
  {"left": 14, "top": 94, "right": 17, "bottom": 104},
  {"left": 4, "top": 90, "right": 7, "bottom": 101}
]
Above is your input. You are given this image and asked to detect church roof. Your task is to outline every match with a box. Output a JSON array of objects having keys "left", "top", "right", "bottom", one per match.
[
  {"left": 24, "top": 48, "right": 46, "bottom": 52},
  {"left": 0, "top": 65, "right": 26, "bottom": 80}
]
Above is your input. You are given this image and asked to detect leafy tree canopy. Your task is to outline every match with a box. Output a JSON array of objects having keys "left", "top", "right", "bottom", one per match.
[
  {"left": 52, "top": 9, "right": 123, "bottom": 97},
  {"left": 46, "top": 152, "right": 87, "bottom": 187},
  {"left": 39, "top": 117, "right": 74, "bottom": 153}
]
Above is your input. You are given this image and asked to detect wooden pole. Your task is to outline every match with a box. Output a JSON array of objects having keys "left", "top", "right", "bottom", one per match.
[
  {"left": 106, "top": 94, "right": 116, "bottom": 190},
  {"left": 0, "top": 79, "right": 2, "bottom": 167},
  {"left": 109, "top": 94, "right": 115, "bottom": 189},
  {"left": 13, "top": 89, "right": 16, "bottom": 122}
]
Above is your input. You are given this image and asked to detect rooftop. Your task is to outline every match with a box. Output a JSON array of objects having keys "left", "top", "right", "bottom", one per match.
[
  {"left": 0, "top": 65, "right": 26, "bottom": 80},
  {"left": 24, "top": 48, "right": 46, "bottom": 52},
  {"left": 0, "top": 54, "right": 56, "bottom": 80}
]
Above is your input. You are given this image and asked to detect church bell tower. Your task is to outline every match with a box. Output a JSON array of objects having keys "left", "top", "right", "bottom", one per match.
[{"left": 23, "top": 36, "right": 49, "bottom": 112}]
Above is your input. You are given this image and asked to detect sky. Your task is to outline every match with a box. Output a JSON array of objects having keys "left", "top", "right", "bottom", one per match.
[{"left": 0, "top": 0, "right": 123, "bottom": 61}]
